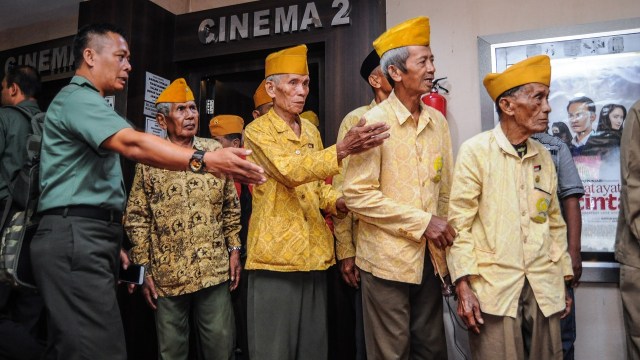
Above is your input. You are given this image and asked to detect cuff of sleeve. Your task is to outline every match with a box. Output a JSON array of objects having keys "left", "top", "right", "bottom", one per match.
[
  {"left": 558, "top": 188, "right": 585, "bottom": 199},
  {"left": 409, "top": 212, "right": 433, "bottom": 242},
  {"left": 226, "top": 235, "right": 242, "bottom": 249}
]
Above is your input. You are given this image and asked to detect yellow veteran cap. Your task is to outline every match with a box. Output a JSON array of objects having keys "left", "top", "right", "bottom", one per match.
[
  {"left": 209, "top": 115, "right": 244, "bottom": 136},
  {"left": 265, "top": 44, "right": 309, "bottom": 77},
  {"left": 156, "top": 78, "right": 195, "bottom": 104},
  {"left": 373, "top": 17, "right": 430, "bottom": 57},
  {"left": 483, "top": 55, "right": 551, "bottom": 101},
  {"left": 300, "top": 110, "right": 319, "bottom": 127},
  {"left": 253, "top": 79, "right": 272, "bottom": 109}
]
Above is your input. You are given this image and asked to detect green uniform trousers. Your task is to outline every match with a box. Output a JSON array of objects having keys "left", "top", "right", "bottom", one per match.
[
  {"left": 30, "top": 215, "right": 126, "bottom": 360},
  {"left": 155, "top": 282, "right": 235, "bottom": 360}
]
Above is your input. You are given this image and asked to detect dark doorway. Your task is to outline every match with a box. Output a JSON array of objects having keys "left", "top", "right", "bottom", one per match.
[{"left": 183, "top": 43, "right": 325, "bottom": 143}]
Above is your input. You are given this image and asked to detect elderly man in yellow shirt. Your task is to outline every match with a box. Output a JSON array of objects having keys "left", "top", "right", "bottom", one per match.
[
  {"left": 343, "top": 17, "right": 455, "bottom": 360},
  {"left": 243, "top": 44, "right": 389, "bottom": 360},
  {"left": 332, "top": 48, "right": 392, "bottom": 360},
  {"left": 447, "top": 55, "right": 574, "bottom": 360}
]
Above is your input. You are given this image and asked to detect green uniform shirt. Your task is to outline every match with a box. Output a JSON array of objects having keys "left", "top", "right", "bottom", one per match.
[
  {"left": 38, "top": 76, "right": 131, "bottom": 212},
  {"left": 0, "top": 99, "right": 40, "bottom": 201}
]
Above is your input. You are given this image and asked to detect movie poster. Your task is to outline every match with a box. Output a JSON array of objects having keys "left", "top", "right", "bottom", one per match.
[{"left": 492, "top": 31, "right": 640, "bottom": 254}]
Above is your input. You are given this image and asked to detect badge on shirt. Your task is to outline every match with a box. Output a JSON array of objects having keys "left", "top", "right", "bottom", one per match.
[
  {"left": 432, "top": 155, "right": 443, "bottom": 183},
  {"left": 308, "top": 143, "right": 314, "bottom": 148}
]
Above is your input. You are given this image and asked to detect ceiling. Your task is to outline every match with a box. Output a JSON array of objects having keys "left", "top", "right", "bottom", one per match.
[{"left": 0, "top": 0, "right": 84, "bottom": 32}]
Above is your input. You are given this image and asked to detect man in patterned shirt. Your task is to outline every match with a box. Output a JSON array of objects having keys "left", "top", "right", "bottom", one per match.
[
  {"left": 124, "top": 78, "right": 241, "bottom": 360},
  {"left": 447, "top": 55, "right": 573, "bottom": 359},
  {"left": 243, "top": 44, "right": 389, "bottom": 360},
  {"left": 343, "top": 17, "right": 455, "bottom": 360}
]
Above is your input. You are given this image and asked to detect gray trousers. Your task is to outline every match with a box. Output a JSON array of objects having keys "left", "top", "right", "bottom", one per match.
[
  {"left": 247, "top": 270, "right": 327, "bottom": 360},
  {"left": 30, "top": 215, "right": 125, "bottom": 360},
  {"left": 360, "top": 257, "right": 447, "bottom": 360},
  {"left": 156, "top": 282, "right": 235, "bottom": 360}
]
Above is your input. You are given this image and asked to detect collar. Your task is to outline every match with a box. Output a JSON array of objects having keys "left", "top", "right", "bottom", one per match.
[
  {"left": 192, "top": 136, "right": 205, "bottom": 151},
  {"left": 70, "top": 75, "right": 100, "bottom": 93},
  {"left": 267, "top": 107, "right": 302, "bottom": 142},
  {"left": 387, "top": 90, "right": 432, "bottom": 134},
  {"left": 368, "top": 99, "right": 377, "bottom": 110},
  {"left": 572, "top": 132, "right": 592, "bottom": 147},
  {"left": 493, "top": 123, "right": 539, "bottom": 160}
]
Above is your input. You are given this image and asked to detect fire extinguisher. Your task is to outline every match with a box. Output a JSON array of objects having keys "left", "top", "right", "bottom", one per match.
[{"left": 422, "top": 77, "right": 449, "bottom": 118}]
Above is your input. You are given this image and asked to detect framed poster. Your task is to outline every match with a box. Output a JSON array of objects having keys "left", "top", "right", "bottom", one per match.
[{"left": 478, "top": 18, "right": 640, "bottom": 282}]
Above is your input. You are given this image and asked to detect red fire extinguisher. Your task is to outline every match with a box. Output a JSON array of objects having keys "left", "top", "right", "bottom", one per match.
[{"left": 422, "top": 77, "right": 449, "bottom": 118}]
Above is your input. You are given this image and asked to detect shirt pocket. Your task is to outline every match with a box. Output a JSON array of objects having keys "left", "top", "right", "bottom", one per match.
[{"left": 529, "top": 187, "right": 552, "bottom": 224}]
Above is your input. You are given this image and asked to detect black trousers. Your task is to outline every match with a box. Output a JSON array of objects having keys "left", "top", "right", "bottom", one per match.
[{"left": 30, "top": 215, "right": 126, "bottom": 360}]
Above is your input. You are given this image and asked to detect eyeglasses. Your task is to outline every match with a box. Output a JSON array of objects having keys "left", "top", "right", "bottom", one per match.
[{"left": 568, "top": 111, "right": 591, "bottom": 120}]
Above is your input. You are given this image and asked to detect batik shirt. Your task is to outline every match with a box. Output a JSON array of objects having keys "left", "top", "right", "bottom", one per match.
[{"left": 124, "top": 137, "right": 241, "bottom": 297}]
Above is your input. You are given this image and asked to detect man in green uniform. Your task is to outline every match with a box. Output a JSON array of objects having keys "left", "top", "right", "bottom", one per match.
[
  {"left": 0, "top": 65, "right": 45, "bottom": 360},
  {"left": 30, "top": 23, "right": 265, "bottom": 360}
]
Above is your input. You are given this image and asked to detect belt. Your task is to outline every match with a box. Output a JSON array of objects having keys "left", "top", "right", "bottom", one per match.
[{"left": 40, "top": 206, "right": 123, "bottom": 224}]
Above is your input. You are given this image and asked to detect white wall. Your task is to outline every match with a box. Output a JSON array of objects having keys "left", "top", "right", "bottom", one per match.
[
  {"left": 386, "top": 0, "right": 640, "bottom": 150},
  {"left": 385, "top": 1, "right": 639, "bottom": 359}
]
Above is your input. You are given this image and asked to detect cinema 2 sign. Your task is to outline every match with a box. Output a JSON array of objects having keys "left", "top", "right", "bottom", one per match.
[{"left": 197, "top": 0, "right": 352, "bottom": 44}]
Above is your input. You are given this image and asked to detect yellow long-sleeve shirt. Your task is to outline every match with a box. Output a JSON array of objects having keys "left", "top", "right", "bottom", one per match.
[
  {"left": 446, "top": 124, "right": 573, "bottom": 318},
  {"left": 244, "top": 108, "right": 341, "bottom": 271},
  {"left": 332, "top": 100, "right": 376, "bottom": 260},
  {"left": 343, "top": 92, "right": 452, "bottom": 284}
]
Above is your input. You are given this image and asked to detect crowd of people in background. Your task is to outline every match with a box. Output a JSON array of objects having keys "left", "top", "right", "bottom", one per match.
[{"left": 1, "top": 14, "right": 639, "bottom": 360}]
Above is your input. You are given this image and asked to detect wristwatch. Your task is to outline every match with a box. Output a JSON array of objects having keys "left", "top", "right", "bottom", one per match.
[{"left": 189, "top": 150, "right": 206, "bottom": 173}]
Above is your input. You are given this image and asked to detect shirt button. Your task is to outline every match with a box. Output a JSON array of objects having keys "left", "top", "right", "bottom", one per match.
[
  {"left": 295, "top": 150, "right": 301, "bottom": 155},
  {"left": 301, "top": 194, "right": 306, "bottom": 199},
  {"left": 520, "top": 184, "right": 524, "bottom": 190},
  {"left": 521, "top": 211, "right": 526, "bottom": 216}
]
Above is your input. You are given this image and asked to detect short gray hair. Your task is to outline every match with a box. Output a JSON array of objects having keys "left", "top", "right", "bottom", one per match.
[
  {"left": 156, "top": 102, "right": 171, "bottom": 117},
  {"left": 495, "top": 85, "right": 525, "bottom": 117},
  {"left": 266, "top": 74, "right": 283, "bottom": 85},
  {"left": 380, "top": 46, "right": 410, "bottom": 85}
]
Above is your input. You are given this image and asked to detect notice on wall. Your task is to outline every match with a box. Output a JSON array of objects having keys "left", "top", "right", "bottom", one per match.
[
  {"left": 145, "top": 72, "right": 170, "bottom": 103},
  {"left": 145, "top": 117, "right": 166, "bottom": 139},
  {"left": 143, "top": 72, "right": 170, "bottom": 131},
  {"left": 143, "top": 100, "right": 158, "bottom": 118}
]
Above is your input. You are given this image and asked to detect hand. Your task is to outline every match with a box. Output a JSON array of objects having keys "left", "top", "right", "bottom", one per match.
[
  {"left": 336, "top": 118, "right": 390, "bottom": 161},
  {"left": 339, "top": 257, "right": 360, "bottom": 288},
  {"left": 336, "top": 197, "right": 349, "bottom": 214},
  {"left": 229, "top": 250, "right": 242, "bottom": 291},
  {"left": 120, "top": 248, "right": 131, "bottom": 270},
  {"left": 119, "top": 249, "right": 138, "bottom": 293},
  {"left": 561, "top": 286, "right": 573, "bottom": 319},
  {"left": 142, "top": 276, "right": 158, "bottom": 310},
  {"left": 568, "top": 248, "right": 582, "bottom": 287},
  {"left": 204, "top": 148, "right": 266, "bottom": 185},
  {"left": 423, "top": 216, "right": 456, "bottom": 249},
  {"left": 455, "top": 277, "right": 484, "bottom": 334}
]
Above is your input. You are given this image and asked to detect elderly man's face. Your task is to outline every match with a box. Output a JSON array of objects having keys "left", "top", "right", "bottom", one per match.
[
  {"left": 269, "top": 74, "right": 309, "bottom": 116},
  {"left": 395, "top": 45, "right": 435, "bottom": 95},
  {"left": 507, "top": 83, "right": 552, "bottom": 135},
  {"left": 568, "top": 102, "right": 595, "bottom": 134},
  {"left": 89, "top": 32, "right": 131, "bottom": 95},
  {"left": 161, "top": 101, "right": 199, "bottom": 139}
]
